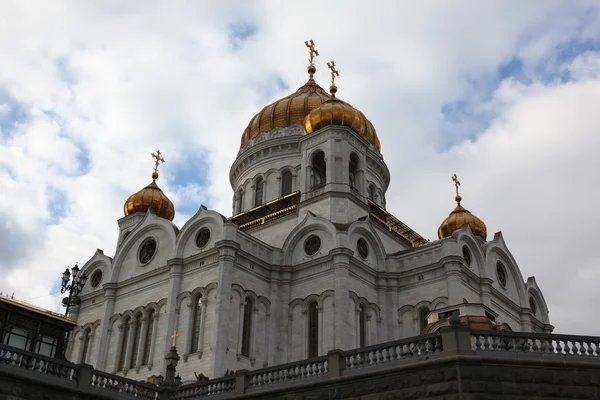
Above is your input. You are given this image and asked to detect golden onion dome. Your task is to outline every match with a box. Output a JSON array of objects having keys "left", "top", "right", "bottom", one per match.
[
  {"left": 240, "top": 68, "right": 332, "bottom": 149},
  {"left": 438, "top": 194, "right": 487, "bottom": 240},
  {"left": 302, "top": 95, "right": 380, "bottom": 151},
  {"left": 124, "top": 171, "right": 175, "bottom": 221}
]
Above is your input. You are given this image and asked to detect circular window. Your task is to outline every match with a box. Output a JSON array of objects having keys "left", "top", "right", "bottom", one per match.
[
  {"left": 195, "top": 227, "right": 211, "bottom": 248},
  {"left": 90, "top": 270, "right": 103, "bottom": 288},
  {"left": 529, "top": 296, "right": 537, "bottom": 315},
  {"left": 139, "top": 238, "right": 157, "bottom": 264},
  {"left": 496, "top": 261, "right": 507, "bottom": 287},
  {"left": 304, "top": 235, "right": 321, "bottom": 256},
  {"left": 357, "top": 238, "right": 369, "bottom": 259},
  {"left": 462, "top": 246, "right": 471, "bottom": 266}
]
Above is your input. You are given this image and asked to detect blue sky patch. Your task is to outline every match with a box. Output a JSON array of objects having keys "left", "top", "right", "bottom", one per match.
[
  {"left": 170, "top": 151, "right": 211, "bottom": 214},
  {"left": 228, "top": 22, "right": 257, "bottom": 50}
]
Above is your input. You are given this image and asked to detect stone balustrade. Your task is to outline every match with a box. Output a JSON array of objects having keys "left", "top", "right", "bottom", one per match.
[{"left": 3, "top": 327, "right": 600, "bottom": 399}]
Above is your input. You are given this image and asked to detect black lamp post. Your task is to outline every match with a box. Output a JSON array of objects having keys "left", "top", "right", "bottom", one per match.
[{"left": 60, "top": 263, "right": 88, "bottom": 317}]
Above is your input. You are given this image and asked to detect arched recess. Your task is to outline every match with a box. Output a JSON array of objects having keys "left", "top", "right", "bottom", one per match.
[
  {"left": 110, "top": 212, "right": 178, "bottom": 283},
  {"left": 349, "top": 292, "right": 381, "bottom": 347},
  {"left": 253, "top": 175, "right": 266, "bottom": 207},
  {"left": 280, "top": 168, "right": 294, "bottom": 196},
  {"left": 79, "top": 249, "right": 112, "bottom": 295},
  {"left": 485, "top": 244, "right": 528, "bottom": 308},
  {"left": 175, "top": 209, "right": 224, "bottom": 259},
  {"left": 527, "top": 287, "right": 549, "bottom": 324},
  {"left": 281, "top": 212, "right": 336, "bottom": 265},
  {"left": 347, "top": 219, "right": 387, "bottom": 270},
  {"left": 455, "top": 228, "right": 486, "bottom": 277},
  {"left": 308, "top": 149, "right": 327, "bottom": 190}
]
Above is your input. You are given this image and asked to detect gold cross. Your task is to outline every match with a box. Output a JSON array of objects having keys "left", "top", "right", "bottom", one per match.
[
  {"left": 327, "top": 61, "right": 339, "bottom": 86},
  {"left": 171, "top": 330, "right": 179, "bottom": 347},
  {"left": 151, "top": 150, "right": 165, "bottom": 173},
  {"left": 452, "top": 174, "right": 461, "bottom": 197},
  {"left": 305, "top": 39, "right": 319, "bottom": 66}
]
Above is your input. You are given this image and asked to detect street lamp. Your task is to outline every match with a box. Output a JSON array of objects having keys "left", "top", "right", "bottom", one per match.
[{"left": 60, "top": 263, "right": 88, "bottom": 317}]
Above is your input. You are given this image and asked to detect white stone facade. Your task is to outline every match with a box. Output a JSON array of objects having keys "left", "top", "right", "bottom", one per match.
[{"left": 67, "top": 123, "right": 552, "bottom": 383}]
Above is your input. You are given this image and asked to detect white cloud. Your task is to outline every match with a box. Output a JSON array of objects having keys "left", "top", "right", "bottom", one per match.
[{"left": 1, "top": 1, "right": 599, "bottom": 334}]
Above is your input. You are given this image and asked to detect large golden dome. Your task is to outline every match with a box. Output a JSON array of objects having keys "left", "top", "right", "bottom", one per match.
[
  {"left": 438, "top": 195, "right": 487, "bottom": 240},
  {"left": 240, "top": 72, "right": 332, "bottom": 149},
  {"left": 124, "top": 171, "right": 175, "bottom": 221},
  {"left": 303, "top": 97, "right": 381, "bottom": 151}
]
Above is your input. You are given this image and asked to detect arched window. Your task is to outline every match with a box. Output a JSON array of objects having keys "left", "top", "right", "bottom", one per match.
[
  {"left": 308, "top": 301, "right": 319, "bottom": 358},
  {"left": 311, "top": 151, "right": 326, "bottom": 189},
  {"left": 349, "top": 153, "right": 359, "bottom": 191},
  {"left": 419, "top": 308, "right": 430, "bottom": 332},
  {"left": 254, "top": 178, "right": 264, "bottom": 207},
  {"left": 281, "top": 170, "right": 293, "bottom": 196},
  {"left": 190, "top": 296, "right": 203, "bottom": 354},
  {"left": 118, "top": 317, "right": 131, "bottom": 371},
  {"left": 80, "top": 328, "right": 91, "bottom": 363},
  {"left": 142, "top": 309, "right": 154, "bottom": 365},
  {"left": 241, "top": 297, "right": 253, "bottom": 357},
  {"left": 368, "top": 185, "right": 375, "bottom": 202},
  {"left": 237, "top": 190, "right": 244, "bottom": 214},
  {"left": 359, "top": 304, "right": 366, "bottom": 348},
  {"left": 130, "top": 314, "right": 142, "bottom": 368}
]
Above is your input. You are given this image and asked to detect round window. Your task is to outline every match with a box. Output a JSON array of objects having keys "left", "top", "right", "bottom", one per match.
[
  {"left": 357, "top": 238, "right": 369, "bottom": 259},
  {"left": 529, "top": 296, "right": 537, "bottom": 315},
  {"left": 195, "top": 227, "right": 211, "bottom": 248},
  {"left": 496, "top": 261, "right": 507, "bottom": 287},
  {"left": 139, "top": 238, "right": 157, "bottom": 264},
  {"left": 462, "top": 246, "right": 471, "bottom": 266},
  {"left": 304, "top": 235, "right": 321, "bottom": 256},
  {"left": 90, "top": 270, "right": 103, "bottom": 288}
]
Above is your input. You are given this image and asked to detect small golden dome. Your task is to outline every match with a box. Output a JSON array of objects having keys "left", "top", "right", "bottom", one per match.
[
  {"left": 124, "top": 171, "right": 175, "bottom": 221},
  {"left": 438, "top": 195, "right": 487, "bottom": 240},
  {"left": 302, "top": 97, "right": 380, "bottom": 151},
  {"left": 240, "top": 76, "right": 332, "bottom": 149}
]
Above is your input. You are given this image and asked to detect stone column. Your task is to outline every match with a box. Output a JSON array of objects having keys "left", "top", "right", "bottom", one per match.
[
  {"left": 197, "top": 298, "right": 207, "bottom": 356},
  {"left": 162, "top": 258, "right": 184, "bottom": 372},
  {"left": 263, "top": 311, "right": 271, "bottom": 367},
  {"left": 388, "top": 277, "right": 399, "bottom": 341},
  {"left": 365, "top": 313, "right": 372, "bottom": 346},
  {"left": 276, "top": 176, "right": 282, "bottom": 197},
  {"left": 147, "top": 313, "right": 159, "bottom": 370},
  {"left": 112, "top": 324, "right": 125, "bottom": 373},
  {"left": 354, "top": 308, "right": 360, "bottom": 348},
  {"left": 286, "top": 313, "right": 293, "bottom": 362},
  {"left": 183, "top": 300, "right": 194, "bottom": 359},
  {"left": 77, "top": 334, "right": 85, "bottom": 364},
  {"left": 135, "top": 317, "right": 149, "bottom": 371},
  {"left": 331, "top": 248, "right": 353, "bottom": 350},
  {"left": 237, "top": 301, "right": 246, "bottom": 356},
  {"left": 292, "top": 173, "right": 298, "bottom": 193},
  {"left": 97, "top": 283, "right": 117, "bottom": 370},
  {"left": 250, "top": 306, "right": 259, "bottom": 363},
  {"left": 317, "top": 306, "right": 324, "bottom": 356},
  {"left": 123, "top": 319, "right": 136, "bottom": 371},
  {"left": 444, "top": 261, "right": 463, "bottom": 306},
  {"left": 210, "top": 240, "right": 239, "bottom": 376},
  {"left": 301, "top": 307, "right": 308, "bottom": 358},
  {"left": 479, "top": 278, "right": 493, "bottom": 307}
]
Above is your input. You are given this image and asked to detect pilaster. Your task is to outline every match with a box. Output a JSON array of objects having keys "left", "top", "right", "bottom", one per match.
[
  {"left": 97, "top": 283, "right": 117, "bottom": 370},
  {"left": 162, "top": 258, "right": 184, "bottom": 372},
  {"left": 330, "top": 248, "right": 353, "bottom": 350}
]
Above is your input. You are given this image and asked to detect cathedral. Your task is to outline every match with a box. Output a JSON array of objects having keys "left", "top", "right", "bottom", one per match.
[{"left": 66, "top": 43, "right": 553, "bottom": 383}]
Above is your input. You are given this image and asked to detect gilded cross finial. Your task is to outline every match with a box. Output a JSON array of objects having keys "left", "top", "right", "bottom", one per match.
[
  {"left": 327, "top": 61, "right": 339, "bottom": 96},
  {"left": 151, "top": 151, "right": 165, "bottom": 173},
  {"left": 305, "top": 40, "right": 319, "bottom": 78},
  {"left": 171, "top": 330, "right": 179, "bottom": 347},
  {"left": 452, "top": 174, "right": 462, "bottom": 205}
]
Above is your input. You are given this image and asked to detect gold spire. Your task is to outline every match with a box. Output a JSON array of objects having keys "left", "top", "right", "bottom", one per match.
[
  {"left": 151, "top": 150, "right": 165, "bottom": 181},
  {"left": 327, "top": 61, "right": 339, "bottom": 97},
  {"left": 305, "top": 39, "right": 319, "bottom": 78},
  {"left": 171, "top": 330, "right": 179, "bottom": 347},
  {"left": 452, "top": 173, "right": 462, "bottom": 205}
]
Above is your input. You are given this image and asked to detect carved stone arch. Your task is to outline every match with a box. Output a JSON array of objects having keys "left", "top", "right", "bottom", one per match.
[
  {"left": 317, "top": 290, "right": 334, "bottom": 308},
  {"left": 527, "top": 287, "right": 549, "bottom": 324},
  {"left": 231, "top": 284, "right": 245, "bottom": 302},
  {"left": 281, "top": 212, "right": 337, "bottom": 264},
  {"left": 131, "top": 306, "right": 145, "bottom": 318},
  {"left": 203, "top": 282, "right": 219, "bottom": 301},
  {"left": 190, "top": 286, "right": 206, "bottom": 300},
  {"left": 348, "top": 291, "right": 360, "bottom": 306},
  {"left": 367, "top": 303, "right": 381, "bottom": 320},
  {"left": 156, "top": 298, "right": 168, "bottom": 313},
  {"left": 80, "top": 250, "right": 112, "bottom": 293},
  {"left": 243, "top": 289, "right": 260, "bottom": 305},
  {"left": 110, "top": 215, "right": 177, "bottom": 282},
  {"left": 455, "top": 228, "right": 486, "bottom": 277},
  {"left": 175, "top": 208, "right": 225, "bottom": 258},
  {"left": 304, "top": 294, "right": 320, "bottom": 308},
  {"left": 289, "top": 298, "right": 306, "bottom": 309},
  {"left": 109, "top": 313, "right": 122, "bottom": 326},
  {"left": 120, "top": 310, "right": 134, "bottom": 322},
  {"left": 348, "top": 219, "right": 387, "bottom": 267},
  {"left": 431, "top": 296, "right": 449, "bottom": 310},
  {"left": 177, "top": 292, "right": 192, "bottom": 308},
  {"left": 91, "top": 319, "right": 101, "bottom": 331},
  {"left": 264, "top": 168, "right": 279, "bottom": 179},
  {"left": 486, "top": 243, "right": 528, "bottom": 307},
  {"left": 257, "top": 296, "right": 271, "bottom": 314},
  {"left": 414, "top": 301, "right": 433, "bottom": 320},
  {"left": 307, "top": 146, "right": 328, "bottom": 163},
  {"left": 397, "top": 305, "right": 415, "bottom": 317}
]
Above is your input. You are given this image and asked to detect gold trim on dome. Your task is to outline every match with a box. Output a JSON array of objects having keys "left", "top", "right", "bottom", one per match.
[
  {"left": 123, "top": 152, "right": 175, "bottom": 221},
  {"left": 438, "top": 174, "right": 487, "bottom": 240},
  {"left": 302, "top": 98, "right": 380, "bottom": 151}
]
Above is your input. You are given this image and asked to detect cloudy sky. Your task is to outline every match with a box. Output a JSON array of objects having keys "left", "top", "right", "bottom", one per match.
[{"left": 1, "top": 1, "right": 599, "bottom": 335}]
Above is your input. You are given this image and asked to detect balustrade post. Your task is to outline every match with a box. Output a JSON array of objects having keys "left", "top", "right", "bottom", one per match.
[
  {"left": 234, "top": 369, "right": 249, "bottom": 395},
  {"left": 76, "top": 363, "right": 93, "bottom": 390},
  {"left": 327, "top": 349, "right": 345, "bottom": 378},
  {"left": 440, "top": 316, "right": 474, "bottom": 356}
]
